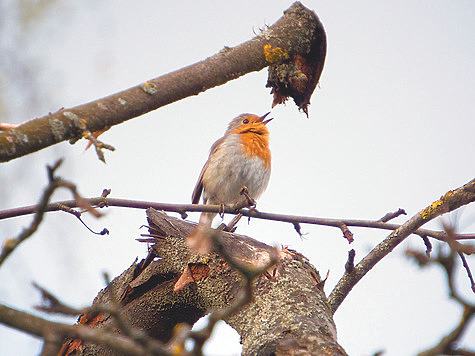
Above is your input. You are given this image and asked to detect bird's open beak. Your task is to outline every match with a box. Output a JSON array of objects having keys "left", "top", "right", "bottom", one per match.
[{"left": 259, "top": 112, "right": 273, "bottom": 125}]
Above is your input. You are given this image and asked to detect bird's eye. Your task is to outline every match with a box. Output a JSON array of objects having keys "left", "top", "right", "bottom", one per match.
[{"left": 243, "top": 119, "right": 249, "bottom": 124}]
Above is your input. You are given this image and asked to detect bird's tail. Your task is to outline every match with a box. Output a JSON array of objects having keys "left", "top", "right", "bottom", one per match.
[{"left": 187, "top": 212, "right": 217, "bottom": 254}]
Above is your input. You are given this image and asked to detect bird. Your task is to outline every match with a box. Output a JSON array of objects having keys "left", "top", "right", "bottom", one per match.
[{"left": 188, "top": 112, "right": 272, "bottom": 253}]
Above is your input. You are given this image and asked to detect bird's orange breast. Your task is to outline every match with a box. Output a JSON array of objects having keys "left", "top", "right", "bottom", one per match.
[{"left": 237, "top": 130, "right": 271, "bottom": 169}]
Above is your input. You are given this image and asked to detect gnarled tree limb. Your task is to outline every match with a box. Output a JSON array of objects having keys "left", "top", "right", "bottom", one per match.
[{"left": 60, "top": 209, "right": 346, "bottom": 356}]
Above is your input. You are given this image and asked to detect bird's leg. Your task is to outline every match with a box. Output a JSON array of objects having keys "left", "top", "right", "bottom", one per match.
[
  {"left": 209, "top": 195, "right": 226, "bottom": 218},
  {"left": 240, "top": 186, "right": 256, "bottom": 208},
  {"left": 217, "top": 186, "right": 254, "bottom": 233},
  {"left": 218, "top": 203, "right": 225, "bottom": 219}
]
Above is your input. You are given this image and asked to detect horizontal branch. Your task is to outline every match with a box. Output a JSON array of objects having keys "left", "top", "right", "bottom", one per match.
[
  {"left": 1, "top": 197, "right": 473, "bottom": 243},
  {"left": 0, "top": 2, "right": 325, "bottom": 162}
]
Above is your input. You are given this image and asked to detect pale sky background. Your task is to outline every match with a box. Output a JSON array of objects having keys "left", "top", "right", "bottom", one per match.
[{"left": 0, "top": 1, "right": 474, "bottom": 355}]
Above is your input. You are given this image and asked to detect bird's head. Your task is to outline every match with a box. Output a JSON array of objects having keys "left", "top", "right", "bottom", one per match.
[{"left": 226, "top": 112, "right": 272, "bottom": 136}]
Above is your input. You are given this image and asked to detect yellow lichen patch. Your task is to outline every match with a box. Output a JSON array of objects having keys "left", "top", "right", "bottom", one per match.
[
  {"left": 172, "top": 344, "right": 184, "bottom": 356},
  {"left": 263, "top": 44, "right": 288, "bottom": 63},
  {"left": 420, "top": 200, "right": 443, "bottom": 220},
  {"left": 442, "top": 190, "right": 454, "bottom": 199},
  {"left": 4, "top": 238, "right": 15, "bottom": 249},
  {"left": 420, "top": 190, "right": 454, "bottom": 220},
  {"left": 140, "top": 81, "right": 158, "bottom": 95}
]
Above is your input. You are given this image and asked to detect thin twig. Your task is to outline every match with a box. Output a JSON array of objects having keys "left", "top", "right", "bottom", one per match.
[
  {"left": 378, "top": 208, "right": 407, "bottom": 222},
  {"left": 405, "top": 249, "right": 430, "bottom": 266},
  {"left": 82, "top": 129, "right": 115, "bottom": 163},
  {"left": 345, "top": 249, "right": 356, "bottom": 274},
  {"left": 1, "top": 198, "right": 473, "bottom": 242},
  {"left": 421, "top": 235, "right": 432, "bottom": 257},
  {"left": 57, "top": 203, "right": 109, "bottom": 235},
  {"left": 417, "top": 305, "right": 474, "bottom": 356},
  {"left": 0, "top": 160, "right": 100, "bottom": 267},
  {"left": 458, "top": 253, "right": 475, "bottom": 293},
  {"left": 33, "top": 282, "right": 84, "bottom": 316},
  {"left": 338, "top": 222, "right": 354, "bottom": 243},
  {"left": 221, "top": 213, "right": 243, "bottom": 232},
  {"left": 415, "top": 243, "right": 475, "bottom": 356},
  {"left": 442, "top": 221, "right": 475, "bottom": 293},
  {"left": 316, "top": 270, "right": 329, "bottom": 291},
  {"left": 292, "top": 222, "right": 305, "bottom": 238}
]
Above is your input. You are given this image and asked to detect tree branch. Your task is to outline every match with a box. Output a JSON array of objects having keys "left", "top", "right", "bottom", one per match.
[
  {"left": 411, "top": 243, "right": 475, "bottom": 356},
  {"left": 32, "top": 281, "right": 173, "bottom": 356},
  {"left": 0, "top": 303, "right": 170, "bottom": 356},
  {"left": 328, "top": 178, "right": 475, "bottom": 314},
  {"left": 417, "top": 305, "right": 474, "bottom": 356},
  {"left": 188, "top": 230, "right": 279, "bottom": 355},
  {"left": 2, "top": 197, "right": 473, "bottom": 242},
  {"left": 0, "top": 2, "right": 326, "bottom": 162},
  {"left": 0, "top": 160, "right": 100, "bottom": 267},
  {"left": 59, "top": 209, "right": 346, "bottom": 356}
]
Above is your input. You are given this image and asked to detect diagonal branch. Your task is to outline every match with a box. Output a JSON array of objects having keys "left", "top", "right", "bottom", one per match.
[
  {"left": 0, "top": 2, "right": 326, "bottom": 162},
  {"left": 0, "top": 303, "right": 170, "bottom": 356},
  {"left": 413, "top": 243, "right": 475, "bottom": 356},
  {"left": 32, "top": 279, "right": 174, "bottom": 356},
  {"left": 417, "top": 305, "right": 474, "bottom": 356},
  {"left": 0, "top": 160, "right": 100, "bottom": 267},
  {"left": 328, "top": 178, "right": 475, "bottom": 314}
]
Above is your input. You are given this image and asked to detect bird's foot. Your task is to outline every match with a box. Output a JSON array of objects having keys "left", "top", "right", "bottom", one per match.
[{"left": 240, "top": 186, "right": 256, "bottom": 208}]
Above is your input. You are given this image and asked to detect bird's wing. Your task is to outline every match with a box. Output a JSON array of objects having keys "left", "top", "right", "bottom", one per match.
[
  {"left": 191, "top": 136, "right": 224, "bottom": 204},
  {"left": 191, "top": 162, "right": 206, "bottom": 204}
]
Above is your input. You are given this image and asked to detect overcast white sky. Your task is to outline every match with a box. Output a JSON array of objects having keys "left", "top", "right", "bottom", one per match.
[{"left": 1, "top": 1, "right": 474, "bottom": 355}]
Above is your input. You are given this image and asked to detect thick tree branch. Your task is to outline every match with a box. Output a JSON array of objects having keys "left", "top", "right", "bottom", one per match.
[
  {"left": 188, "top": 232, "right": 279, "bottom": 355},
  {"left": 59, "top": 209, "right": 346, "bottom": 356},
  {"left": 328, "top": 178, "right": 475, "bottom": 314},
  {"left": 0, "top": 1, "right": 326, "bottom": 162}
]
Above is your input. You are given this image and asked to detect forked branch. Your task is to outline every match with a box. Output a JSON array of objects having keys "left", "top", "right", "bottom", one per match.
[{"left": 328, "top": 179, "right": 475, "bottom": 314}]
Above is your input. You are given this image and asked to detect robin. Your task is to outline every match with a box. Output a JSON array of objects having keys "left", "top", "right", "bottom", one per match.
[{"left": 188, "top": 112, "right": 272, "bottom": 252}]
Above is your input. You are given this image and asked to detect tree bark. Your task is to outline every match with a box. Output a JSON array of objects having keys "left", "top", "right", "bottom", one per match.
[
  {"left": 62, "top": 208, "right": 346, "bottom": 355},
  {"left": 0, "top": 1, "right": 326, "bottom": 162}
]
